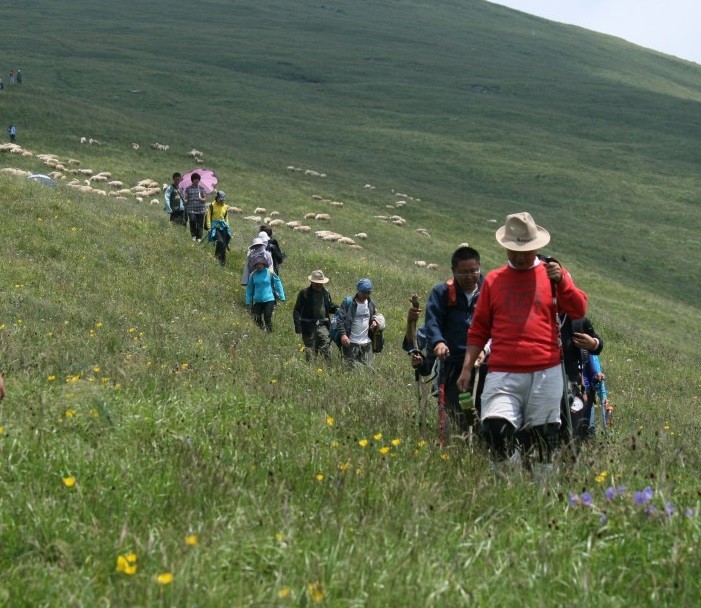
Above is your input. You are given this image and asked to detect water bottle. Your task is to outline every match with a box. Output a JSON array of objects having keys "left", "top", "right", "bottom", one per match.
[{"left": 458, "top": 392, "right": 473, "bottom": 411}]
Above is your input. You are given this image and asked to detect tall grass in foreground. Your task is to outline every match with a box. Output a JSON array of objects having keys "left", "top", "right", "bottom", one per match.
[{"left": 1, "top": 177, "right": 700, "bottom": 606}]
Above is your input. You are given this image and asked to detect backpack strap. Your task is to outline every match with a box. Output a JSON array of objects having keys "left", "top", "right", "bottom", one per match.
[{"left": 445, "top": 278, "right": 458, "bottom": 308}]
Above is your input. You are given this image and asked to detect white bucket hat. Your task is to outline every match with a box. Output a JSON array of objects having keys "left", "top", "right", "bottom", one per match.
[
  {"left": 308, "top": 270, "right": 329, "bottom": 284},
  {"left": 495, "top": 212, "right": 550, "bottom": 251}
]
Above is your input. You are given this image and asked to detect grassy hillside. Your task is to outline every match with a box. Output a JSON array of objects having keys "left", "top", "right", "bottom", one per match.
[
  {"left": 1, "top": 0, "right": 700, "bottom": 605},
  {"left": 3, "top": 0, "right": 701, "bottom": 307}
]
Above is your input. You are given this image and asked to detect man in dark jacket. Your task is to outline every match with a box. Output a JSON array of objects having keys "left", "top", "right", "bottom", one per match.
[
  {"left": 424, "top": 246, "right": 485, "bottom": 435},
  {"left": 293, "top": 270, "right": 337, "bottom": 361}
]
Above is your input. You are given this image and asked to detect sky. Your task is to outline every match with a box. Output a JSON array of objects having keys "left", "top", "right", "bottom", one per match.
[{"left": 489, "top": 0, "right": 701, "bottom": 65}]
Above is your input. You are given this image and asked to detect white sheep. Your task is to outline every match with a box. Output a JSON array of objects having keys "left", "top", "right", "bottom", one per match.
[
  {"left": 364, "top": 184, "right": 375, "bottom": 189},
  {"left": 244, "top": 215, "right": 263, "bottom": 222},
  {"left": 79, "top": 169, "right": 94, "bottom": 176},
  {"left": 310, "top": 194, "right": 323, "bottom": 200},
  {"left": 414, "top": 261, "right": 427, "bottom": 267},
  {"left": 315, "top": 213, "right": 331, "bottom": 221},
  {"left": 228, "top": 207, "right": 243, "bottom": 214},
  {"left": 150, "top": 199, "right": 160, "bottom": 205},
  {"left": 337, "top": 237, "right": 356, "bottom": 245},
  {"left": 304, "top": 212, "right": 317, "bottom": 219},
  {"left": 108, "top": 181, "right": 124, "bottom": 188},
  {"left": 80, "top": 137, "right": 87, "bottom": 144},
  {"left": 132, "top": 143, "right": 140, "bottom": 150},
  {"left": 349, "top": 244, "right": 364, "bottom": 251},
  {"left": 136, "top": 196, "right": 144, "bottom": 203},
  {"left": 89, "top": 138, "right": 101, "bottom": 146},
  {"left": 458, "top": 242, "right": 470, "bottom": 248},
  {"left": 427, "top": 263, "right": 439, "bottom": 270},
  {"left": 294, "top": 225, "right": 312, "bottom": 233},
  {"left": 254, "top": 207, "right": 267, "bottom": 215},
  {"left": 268, "top": 219, "right": 285, "bottom": 227},
  {"left": 285, "top": 221, "right": 301, "bottom": 228},
  {"left": 354, "top": 232, "right": 368, "bottom": 240},
  {"left": 286, "top": 165, "right": 296, "bottom": 171},
  {"left": 68, "top": 158, "right": 81, "bottom": 165},
  {"left": 329, "top": 201, "right": 344, "bottom": 207}
]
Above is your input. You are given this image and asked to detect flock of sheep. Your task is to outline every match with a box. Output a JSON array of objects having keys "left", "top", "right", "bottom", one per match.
[{"left": 0, "top": 138, "right": 454, "bottom": 269}]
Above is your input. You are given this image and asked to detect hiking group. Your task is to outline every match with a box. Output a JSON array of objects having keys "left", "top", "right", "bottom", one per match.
[{"left": 163, "top": 177, "right": 610, "bottom": 477}]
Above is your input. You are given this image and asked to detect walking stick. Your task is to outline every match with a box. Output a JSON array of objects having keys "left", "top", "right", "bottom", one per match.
[
  {"left": 437, "top": 359, "right": 447, "bottom": 447},
  {"left": 406, "top": 295, "right": 426, "bottom": 431},
  {"left": 543, "top": 257, "right": 577, "bottom": 458}
]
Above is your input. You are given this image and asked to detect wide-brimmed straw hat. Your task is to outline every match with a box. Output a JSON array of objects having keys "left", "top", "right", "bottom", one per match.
[
  {"left": 308, "top": 270, "right": 329, "bottom": 284},
  {"left": 495, "top": 212, "right": 550, "bottom": 251}
]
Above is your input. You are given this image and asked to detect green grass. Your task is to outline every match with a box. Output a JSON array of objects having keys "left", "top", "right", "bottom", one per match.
[{"left": 1, "top": 0, "right": 701, "bottom": 605}]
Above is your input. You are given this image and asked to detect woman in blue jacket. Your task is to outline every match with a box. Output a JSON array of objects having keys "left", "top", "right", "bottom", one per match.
[{"left": 245, "top": 254, "right": 285, "bottom": 332}]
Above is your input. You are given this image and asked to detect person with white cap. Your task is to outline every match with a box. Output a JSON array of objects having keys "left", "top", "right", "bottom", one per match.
[
  {"left": 293, "top": 270, "right": 338, "bottom": 361},
  {"left": 457, "top": 212, "right": 587, "bottom": 479},
  {"left": 240, "top": 235, "right": 274, "bottom": 286},
  {"left": 336, "top": 278, "right": 386, "bottom": 368}
]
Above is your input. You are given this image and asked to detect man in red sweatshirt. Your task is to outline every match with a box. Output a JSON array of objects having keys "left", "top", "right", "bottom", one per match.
[{"left": 457, "top": 212, "right": 587, "bottom": 472}]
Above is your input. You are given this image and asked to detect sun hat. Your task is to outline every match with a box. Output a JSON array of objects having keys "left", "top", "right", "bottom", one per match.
[
  {"left": 257, "top": 231, "right": 270, "bottom": 243},
  {"left": 308, "top": 270, "right": 329, "bottom": 284},
  {"left": 250, "top": 236, "right": 266, "bottom": 247},
  {"left": 357, "top": 278, "right": 373, "bottom": 292},
  {"left": 251, "top": 254, "right": 269, "bottom": 267},
  {"left": 495, "top": 212, "right": 550, "bottom": 251},
  {"left": 215, "top": 190, "right": 226, "bottom": 201}
]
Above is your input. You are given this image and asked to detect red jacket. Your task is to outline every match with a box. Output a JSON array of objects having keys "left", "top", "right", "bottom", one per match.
[{"left": 468, "top": 262, "right": 587, "bottom": 373}]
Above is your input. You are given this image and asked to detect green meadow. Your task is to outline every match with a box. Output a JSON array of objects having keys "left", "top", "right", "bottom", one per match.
[{"left": 1, "top": 0, "right": 700, "bottom": 605}]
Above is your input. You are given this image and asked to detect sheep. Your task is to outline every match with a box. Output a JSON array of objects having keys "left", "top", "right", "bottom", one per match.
[
  {"left": 315, "top": 230, "right": 341, "bottom": 239},
  {"left": 386, "top": 204, "right": 396, "bottom": 209},
  {"left": 310, "top": 194, "right": 323, "bottom": 200},
  {"left": 395, "top": 200, "right": 407, "bottom": 207},
  {"left": 329, "top": 201, "right": 344, "bottom": 207},
  {"left": 392, "top": 219, "right": 405, "bottom": 226},
  {"left": 108, "top": 181, "right": 124, "bottom": 188},
  {"left": 80, "top": 137, "right": 87, "bottom": 144},
  {"left": 268, "top": 219, "right": 285, "bottom": 227},
  {"left": 270, "top": 211, "right": 281, "bottom": 217},
  {"left": 395, "top": 192, "right": 407, "bottom": 198},
  {"left": 0, "top": 167, "right": 30, "bottom": 177},
  {"left": 304, "top": 170, "right": 320, "bottom": 177},
  {"left": 90, "top": 175, "right": 109, "bottom": 183},
  {"left": 373, "top": 215, "right": 388, "bottom": 220},
  {"left": 138, "top": 179, "right": 159, "bottom": 188},
  {"left": 427, "top": 263, "right": 439, "bottom": 270},
  {"left": 21, "top": 151, "right": 33, "bottom": 158},
  {"left": 322, "top": 234, "right": 341, "bottom": 242},
  {"left": 364, "top": 184, "right": 375, "bottom": 189},
  {"left": 188, "top": 149, "right": 204, "bottom": 158},
  {"left": 319, "top": 173, "right": 327, "bottom": 178},
  {"left": 108, "top": 191, "right": 119, "bottom": 198},
  {"left": 96, "top": 171, "right": 112, "bottom": 178},
  {"left": 243, "top": 215, "right": 263, "bottom": 222},
  {"left": 416, "top": 228, "right": 431, "bottom": 237},
  {"left": 314, "top": 213, "right": 331, "bottom": 221},
  {"left": 78, "top": 185, "right": 93, "bottom": 193},
  {"left": 93, "top": 189, "right": 108, "bottom": 196},
  {"left": 293, "top": 225, "right": 312, "bottom": 233},
  {"left": 195, "top": 158, "right": 204, "bottom": 165},
  {"left": 228, "top": 207, "right": 243, "bottom": 214},
  {"left": 253, "top": 207, "right": 267, "bottom": 215},
  {"left": 117, "top": 189, "right": 132, "bottom": 196},
  {"left": 349, "top": 244, "right": 364, "bottom": 251},
  {"left": 49, "top": 171, "right": 64, "bottom": 179},
  {"left": 116, "top": 196, "right": 128, "bottom": 201},
  {"left": 150, "top": 199, "right": 160, "bottom": 205},
  {"left": 263, "top": 217, "right": 272, "bottom": 225},
  {"left": 414, "top": 261, "right": 427, "bottom": 267},
  {"left": 162, "top": 183, "right": 168, "bottom": 190},
  {"left": 150, "top": 143, "right": 168, "bottom": 151},
  {"left": 488, "top": 219, "right": 498, "bottom": 223},
  {"left": 68, "top": 179, "right": 80, "bottom": 186},
  {"left": 83, "top": 179, "right": 91, "bottom": 186},
  {"left": 337, "top": 237, "right": 356, "bottom": 245},
  {"left": 285, "top": 221, "right": 302, "bottom": 228},
  {"left": 132, "top": 143, "right": 140, "bottom": 150},
  {"left": 354, "top": 232, "right": 368, "bottom": 240},
  {"left": 294, "top": 167, "right": 303, "bottom": 172},
  {"left": 79, "top": 169, "right": 94, "bottom": 176},
  {"left": 304, "top": 212, "right": 317, "bottom": 219},
  {"left": 88, "top": 138, "right": 101, "bottom": 146},
  {"left": 136, "top": 196, "right": 144, "bottom": 203},
  {"left": 67, "top": 158, "right": 81, "bottom": 165},
  {"left": 286, "top": 165, "right": 296, "bottom": 171}
]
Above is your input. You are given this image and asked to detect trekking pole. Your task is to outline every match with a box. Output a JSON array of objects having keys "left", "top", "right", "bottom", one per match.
[
  {"left": 406, "top": 294, "right": 425, "bottom": 432},
  {"left": 543, "top": 256, "right": 577, "bottom": 458},
  {"left": 437, "top": 359, "right": 447, "bottom": 447}
]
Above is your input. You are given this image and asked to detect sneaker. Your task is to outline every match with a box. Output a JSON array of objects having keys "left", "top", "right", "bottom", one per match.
[
  {"left": 196, "top": 238, "right": 202, "bottom": 243},
  {"left": 192, "top": 236, "right": 197, "bottom": 241}
]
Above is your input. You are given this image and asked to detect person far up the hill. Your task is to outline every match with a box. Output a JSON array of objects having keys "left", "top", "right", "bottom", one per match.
[
  {"left": 457, "top": 212, "right": 587, "bottom": 482},
  {"left": 183, "top": 173, "right": 207, "bottom": 242},
  {"left": 164, "top": 172, "right": 187, "bottom": 227}
]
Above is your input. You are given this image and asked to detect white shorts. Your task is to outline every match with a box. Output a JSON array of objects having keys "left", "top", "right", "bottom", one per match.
[{"left": 480, "top": 365, "right": 563, "bottom": 429}]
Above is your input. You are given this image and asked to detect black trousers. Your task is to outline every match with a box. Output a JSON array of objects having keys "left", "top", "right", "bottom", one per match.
[
  {"left": 252, "top": 301, "right": 275, "bottom": 331},
  {"left": 188, "top": 212, "right": 205, "bottom": 240}
]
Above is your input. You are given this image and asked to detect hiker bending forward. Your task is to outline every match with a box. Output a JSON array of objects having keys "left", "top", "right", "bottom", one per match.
[
  {"left": 337, "top": 278, "right": 385, "bottom": 368},
  {"left": 457, "top": 212, "right": 587, "bottom": 475},
  {"left": 293, "top": 270, "right": 338, "bottom": 361}
]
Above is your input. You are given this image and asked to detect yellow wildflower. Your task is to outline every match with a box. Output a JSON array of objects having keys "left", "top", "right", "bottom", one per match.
[
  {"left": 379, "top": 446, "right": 390, "bottom": 455},
  {"left": 315, "top": 473, "right": 324, "bottom": 481},
  {"left": 307, "top": 581, "right": 325, "bottom": 603},
  {"left": 331, "top": 440, "right": 339, "bottom": 448},
  {"left": 88, "top": 408, "right": 99, "bottom": 418},
  {"left": 278, "top": 586, "right": 292, "bottom": 599},
  {"left": 0, "top": 426, "right": 4, "bottom": 435},
  {"left": 339, "top": 461, "right": 351, "bottom": 471},
  {"left": 95, "top": 322, "right": 103, "bottom": 328},
  {"left": 93, "top": 366, "right": 101, "bottom": 373},
  {"left": 180, "top": 362, "right": 190, "bottom": 369},
  {"left": 48, "top": 375, "right": 56, "bottom": 381},
  {"left": 440, "top": 453, "right": 450, "bottom": 461},
  {"left": 63, "top": 476, "right": 76, "bottom": 487},
  {"left": 326, "top": 416, "right": 334, "bottom": 426},
  {"left": 65, "top": 375, "right": 80, "bottom": 383},
  {"left": 65, "top": 408, "right": 76, "bottom": 418},
  {"left": 373, "top": 433, "right": 382, "bottom": 441},
  {"left": 275, "top": 533, "right": 285, "bottom": 543},
  {"left": 156, "top": 572, "right": 174, "bottom": 585},
  {"left": 594, "top": 471, "right": 608, "bottom": 484},
  {"left": 391, "top": 438, "right": 401, "bottom": 446},
  {"left": 417, "top": 440, "right": 427, "bottom": 447},
  {"left": 185, "top": 534, "right": 198, "bottom": 546},
  {"left": 116, "top": 555, "right": 137, "bottom": 574},
  {"left": 358, "top": 439, "right": 368, "bottom": 447}
]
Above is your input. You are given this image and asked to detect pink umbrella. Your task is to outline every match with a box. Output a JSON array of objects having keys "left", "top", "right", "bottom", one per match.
[{"left": 179, "top": 169, "right": 218, "bottom": 195}]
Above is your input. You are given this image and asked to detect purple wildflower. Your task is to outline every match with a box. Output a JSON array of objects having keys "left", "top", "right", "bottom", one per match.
[
  {"left": 633, "top": 491, "right": 645, "bottom": 505},
  {"left": 581, "top": 492, "right": 593, "bottom": 507},
  {"left": 568, "top": 493, "right": 580, "bottom": 507},
  {"left": 664, "top": 503, "right": 676, "bottom": 518},
  {"left": 605, "top": 486, "right": 616, "bottom": 501},
  {"left": 617, "top": 485, "right": 626, "bottom": 495},
  {"left": 643, "top": 487, "right": 654, "bottom": 502}
]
